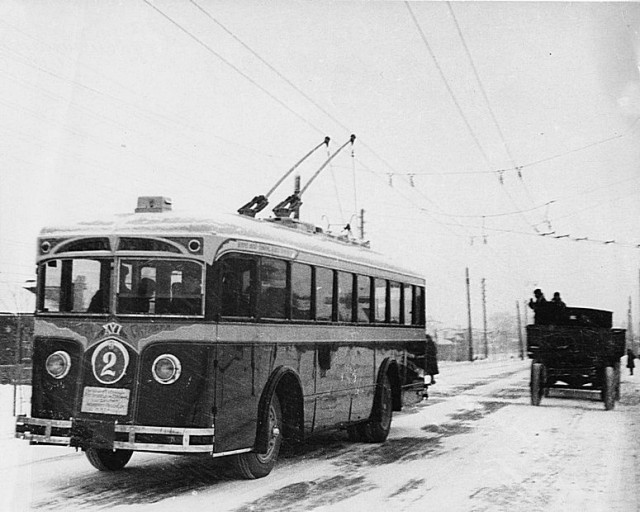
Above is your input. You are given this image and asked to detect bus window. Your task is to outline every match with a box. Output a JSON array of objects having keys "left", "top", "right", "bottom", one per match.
[
  {"left": 414, "top": 286, "right": 425, "bottom": 325},
  {"left": 374, "top": 278, "right": 387, "bottom": 323},
  {"left": 291, "top": 263, "right": 312, "bottom": 320},
  {"left": 220, "top": 256, "right": 255, "bottom": 318},
  {"left": 336, "top": 271, "right": 353, "bottom": 322},
  {"left": 40, "top": 258, "right": 110, "bottom": 313},
  {"left": 389, "top": 282, "right": 401, "bottom": 324},
  {"left": 259, "top": 258, "right": 287, "bottom": 319},
  {"left": 169, "top": 262, "right": 204, "bottom": 315},
  {"left": 315, "top": 267, "right": 333, "bottom": 321},
  {"left": 356, "top": 275, "right": 372, "bottom": 322},
  {"left": 403, "top": 284, "right": 413, "bottom": 325}
]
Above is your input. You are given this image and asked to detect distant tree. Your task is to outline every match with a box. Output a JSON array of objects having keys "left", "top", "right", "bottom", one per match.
[{"left": 490, "top": 311, "right": 517, "bottom": 336}]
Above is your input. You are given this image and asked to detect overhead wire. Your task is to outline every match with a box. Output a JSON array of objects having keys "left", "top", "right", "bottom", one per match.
[
  {"left": 406, "top": 2, "right": 544, "bottom": 234},
  {"left": 142, "top": 0, "right": 326, "bottom": 136}
]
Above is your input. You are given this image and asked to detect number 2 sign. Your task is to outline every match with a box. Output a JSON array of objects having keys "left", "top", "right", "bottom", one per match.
[{"left": 91, "top": 339, "right": 130, "bottom": 384}]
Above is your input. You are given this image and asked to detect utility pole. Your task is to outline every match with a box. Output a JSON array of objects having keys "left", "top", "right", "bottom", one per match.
[
  {"left": 359, "top": 208, "right": 365, "bottom": 239},
  {"left": 466, "top": 267, "right": 474, "bottom": 362},
  {"left": 628, "top": 296, "right": 634, "bottom": 349},
  {"left": 516, "top": 300, "right": 524, "bottom": 360},
  {"left": 482, "top": 278, "right": 488, "bottom": 359}
]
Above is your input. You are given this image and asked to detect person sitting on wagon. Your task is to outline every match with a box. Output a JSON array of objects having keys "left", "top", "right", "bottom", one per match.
[
  {"left": 529, "top": 288, "right": 551, "bottom": 324},
  {"left": 550, "top": 291, "right": 567, "bottom": 324}
]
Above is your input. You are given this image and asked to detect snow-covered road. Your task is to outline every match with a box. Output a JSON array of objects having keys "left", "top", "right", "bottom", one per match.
[{"left": 2, "top": 357, "right": 639, "bottom": 511}]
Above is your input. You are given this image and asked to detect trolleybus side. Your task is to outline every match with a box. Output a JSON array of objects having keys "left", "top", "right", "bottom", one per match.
[{"left": 16, "top": 196, "right": 426, "bottom": 478}]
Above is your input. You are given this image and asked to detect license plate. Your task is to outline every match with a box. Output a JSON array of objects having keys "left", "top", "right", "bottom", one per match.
[{"left": 81, "top": 387, "right": 130, "bottom": 415}]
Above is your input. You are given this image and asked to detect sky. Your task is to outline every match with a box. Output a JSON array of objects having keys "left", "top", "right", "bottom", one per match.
[{"left": 1, "top": 0, "right": 639, "bottom": 331}]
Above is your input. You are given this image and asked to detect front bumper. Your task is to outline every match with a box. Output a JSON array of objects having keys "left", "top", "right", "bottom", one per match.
[{"left": 15, "top": 415, "right": 215, "bottom": 453}]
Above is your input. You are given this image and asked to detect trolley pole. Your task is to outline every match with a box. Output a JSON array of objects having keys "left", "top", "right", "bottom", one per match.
[
  {"left": 516, "top": 300, "right": 524, "bottom": 360},
  {"left": 359, "top": 208, "right": 365, "bottom": 239},
  {"left": 466, "top": 267, "right": 474, "bottom": 362}
]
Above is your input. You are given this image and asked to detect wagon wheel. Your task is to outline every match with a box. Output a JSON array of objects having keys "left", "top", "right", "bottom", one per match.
[
  {"left": 530, "top": 362, "right": 544, "bottom": 406},
  {"left": 602, "top": 366, "right": 616, "bottom": 411}
]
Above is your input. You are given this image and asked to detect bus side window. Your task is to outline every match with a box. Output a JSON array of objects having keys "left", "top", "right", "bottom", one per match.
[
  {"left": 389, "top": 281, "right": 401, "bottom": 324},
  {"left": 373, "top": 278, "right": 388, "bottom": 323},
  {"left": 414, "top": 286, "right": 426, "bottom": 325},
  {"left": 220, "top": 257, "right": 255, "bottom": 318},
  {"left": 291, "top": 263, "right": 312, "bottom": 320},
  {"left": 336, "top": 271, "right": 353, "bottom": 322},
  {"left": 356, "top": 275, "right": 372, "bottom": 322},
  {"left": 258, "top": 258, "right": 287, "bottom": 319},
  {"left": 402, "top": 284, "right": 413, "bottom": 325},
  {"left": 315, "top": 267, "right": 333, "bottom": 322}
]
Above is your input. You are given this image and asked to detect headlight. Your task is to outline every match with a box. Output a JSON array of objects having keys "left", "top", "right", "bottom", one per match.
[
  {"left": 45, "top": 351, "right": 71, "bottom": 379},
  {"left": 152, "top": 354, "right": 181, "bottom": 384}
]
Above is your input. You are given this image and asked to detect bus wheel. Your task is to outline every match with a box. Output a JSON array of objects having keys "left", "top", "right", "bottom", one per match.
[
  {"left": 85, "top": 448, "right": 133, "bottom": 471},
  {"left": 603, "top": 366, "right": 615, "bottom": 411},
  {"left": 233, "top": 394, "right": 283, "bottom": 479},
  {"left": 346, "top": 422, "right": 367, "bottom": 442},
  {"left": 363, "top": 373, "right": 393, "bottom": 443}
]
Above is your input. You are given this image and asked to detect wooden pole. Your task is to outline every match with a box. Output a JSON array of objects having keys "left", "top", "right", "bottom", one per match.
[{"left": 466, "top": 267, "right": 474, "bottom": 361}]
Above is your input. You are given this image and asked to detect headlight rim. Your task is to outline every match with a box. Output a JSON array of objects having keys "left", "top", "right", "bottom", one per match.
[
  {"left": 45, "top": 350, "right": 71, "bottom": 379},
  {"left": 151, "top": 353, "right": 182, "bottom": 385}
]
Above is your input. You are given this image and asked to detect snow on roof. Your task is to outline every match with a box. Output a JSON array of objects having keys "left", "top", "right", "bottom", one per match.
[{"left": 39, "top": 210, "right": 425, "bottom": 280}]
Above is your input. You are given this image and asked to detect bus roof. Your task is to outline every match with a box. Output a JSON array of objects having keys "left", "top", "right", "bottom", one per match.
[{"left": 39, "top": 209, "right": 425, "bottom": 282}]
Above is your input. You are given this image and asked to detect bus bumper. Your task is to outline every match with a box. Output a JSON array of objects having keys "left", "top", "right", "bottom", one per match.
[{"left": 15, "top": 415, "right": 215, "bottom": 453}]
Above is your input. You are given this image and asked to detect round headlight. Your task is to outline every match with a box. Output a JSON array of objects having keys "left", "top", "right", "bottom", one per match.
[
  {"left": 45, "top": 351, "right": 71, "bottom": 379},
  {"left": 152, "top": 354, "right": 181, "bottom": 384}
]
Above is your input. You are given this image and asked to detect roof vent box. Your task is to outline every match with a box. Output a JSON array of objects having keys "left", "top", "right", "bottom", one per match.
[{"left": 135, "top": 196, "right": 172, "bottom": 213}]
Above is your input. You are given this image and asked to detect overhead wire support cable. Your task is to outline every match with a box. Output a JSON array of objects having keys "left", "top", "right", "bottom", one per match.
[
  {"left": 142, "top": 0, "right": 325, "bottom": 135},
  {"left": 238, "top": 137, "right": 330, "bottom": 217},
  {"left": 407, "top": 2, "right": 545, "bottom": 234}
]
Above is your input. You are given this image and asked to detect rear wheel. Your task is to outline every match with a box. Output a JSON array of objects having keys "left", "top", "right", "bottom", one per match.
[
  {"left": 530, "top": 362, "right": 544, "bottom": 406},
  {"left": 362, "top": 373, "right": 393, "bottom": 443},
  {"left": 603, "top": 366, "right": 615, "bottom": 411},
  {"left": 85, "top": 448, "right": 133, "bottom": 471},
  {"left": 233, "top": 393, "right": 282, "bottom": 479}
]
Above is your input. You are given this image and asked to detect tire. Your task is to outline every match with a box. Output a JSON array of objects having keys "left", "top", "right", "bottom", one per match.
[
  {"left": 346, "top": 422, "right": 367, "bottom": 442},
  {"left": 362, "top": 373, "right": 393, "bottom": 443},
  {"left": 85, "top": 448, "right": 133, "bottom": 471},
  {"left": 603, "top": 366, "right": 615, "bottom": 411},
  {"left": 530, "top": 362, "right": 544, "bottom": 406},
  {"left": 233, "top": 393, "right": 282, "bottom": 479}
]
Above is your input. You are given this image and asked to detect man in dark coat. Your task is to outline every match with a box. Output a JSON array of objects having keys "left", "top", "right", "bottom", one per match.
[
  {"left": 528, "top": 289, "right": 550, "bottom": 324},
  {"left": 627, "top": 348, "right": 636, "bottom": 376},
  {"left": 425, "top": 334, "right": 439, "bottom": 384}
]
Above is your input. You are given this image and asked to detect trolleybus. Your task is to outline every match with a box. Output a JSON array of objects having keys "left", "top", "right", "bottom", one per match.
[{"left": 15, "top": 196, "right": 426, "bottom": 478}]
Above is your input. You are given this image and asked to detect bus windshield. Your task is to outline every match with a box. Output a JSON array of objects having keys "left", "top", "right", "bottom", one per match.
[{"left": 38, "top": 258, "right": 204, "bottom": 316}]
